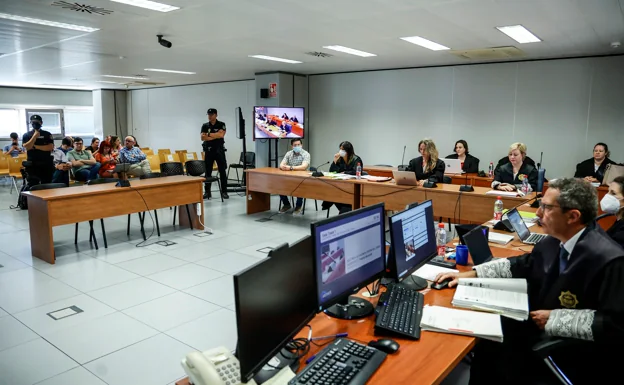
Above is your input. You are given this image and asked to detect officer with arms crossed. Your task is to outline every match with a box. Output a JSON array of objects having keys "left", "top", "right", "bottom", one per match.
[
  {"left": 22, "top": 115, "right": 55, "bottom": 184},
  {"left": 201, "top": 108, "right": 229, "bottom": 200}
]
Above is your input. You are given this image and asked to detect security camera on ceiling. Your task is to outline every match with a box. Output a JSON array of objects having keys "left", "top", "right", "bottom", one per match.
[{"left": 157, "top": 35, "right": 172, "bottom": 48}]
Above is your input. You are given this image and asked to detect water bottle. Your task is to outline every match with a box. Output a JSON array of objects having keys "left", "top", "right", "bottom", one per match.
[
  {"left": 356, "top": 163, "right": 362, "bottom": 180},
  {"left": 436, "top": 223, "right": 446, "bottom": 257},
  {"left": 521, "top": 178, "right": 529, "bottom": 195},
  {"left": 494, "top": 196, "right": 504, "bottom": 221},
  {"left": 488, "top": 162, "right": 494, "bottom": 178}
]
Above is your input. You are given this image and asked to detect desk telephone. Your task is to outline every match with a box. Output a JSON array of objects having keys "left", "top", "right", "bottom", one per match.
[{"left": 181, "top": 346, "right": 255, "bottom": 385}]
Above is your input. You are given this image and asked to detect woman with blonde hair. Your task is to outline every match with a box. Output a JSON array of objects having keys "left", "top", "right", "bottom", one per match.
[
  {"left": 492, "top": 142, "right": 538, "bottom": 192},
  {"left": 407, "top": 138, "right": 445, "bottom": 186}
]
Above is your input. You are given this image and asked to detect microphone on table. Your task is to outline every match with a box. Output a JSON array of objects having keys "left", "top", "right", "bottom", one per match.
[
  {"left": 459, "top": 161, "right": 474, "bottom": 192},
  {"left": 398, "top": 146, "right": 408, "bottom": 171},
  {"left": 312, "top": 161, "right": 330, "bottom": 177}
]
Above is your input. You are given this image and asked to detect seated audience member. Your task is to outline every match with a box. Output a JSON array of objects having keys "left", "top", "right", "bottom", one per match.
[
  {"left": 3, "top": 132, "right": 25, "bottom": 157},
  {"left": 574, "top": 142, "right": 616, "bottom": 184},
  {"left": 85, "top": 137, "right": 100, "bottom": 155},
  {"left": 445, "top": 139, "right": 479, "bottom": 173},
  {"left": 110, "top": 135, "right": 122, "bottom": 157},
  {"left": 51, "top": 140, "right": 72, "bottom": 185},
  {"left": 68, "top": 137, "right": 100, "bottom": 181},
  {"left": 603, "top": 176, "right": 624, "bottom": 247},
  {"left": 279, "top": 138, "right": 310, "bottom": 214},
  {"left": 119, "top": 136, "right": 151, "bottom": 176},
  {"left": 95, "top": 140, "right": 119, "bottom": 179},
  {"left": 492, "top": 142, "right": 537, "bottom": 192},
  {"left": 495, "top": 154, "right": 536, "bottom": 174},
  {"left": 407, "top": 138, "right": 445, "bottom": 185},
  {"left": 57, "top": 137, "right": 73, "bottom": 154},
  {"left": 435, "top": 178, "right": 624, "bottom": 385},
  {"left": 322, "top": 141, "right": 363, "bottom": 214}
]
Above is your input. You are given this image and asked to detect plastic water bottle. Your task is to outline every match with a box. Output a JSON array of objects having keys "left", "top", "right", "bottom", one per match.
[
  {"left": 494, "top": 196, "right": 504, "bottom": 221},
  {"left": 488, "top": 162, "right": 494, "bottom": 178},
  {"left": 356, "top": 163, "right": 362, "bottom": 180},
  {"left": 521, "top": 178, "right": 530, "bottom": 195},
  {"left": 436, "top": 223, "right": 446, "bottom": 257}
]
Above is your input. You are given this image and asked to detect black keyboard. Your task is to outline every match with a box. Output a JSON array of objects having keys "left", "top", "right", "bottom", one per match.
[
  {"left": 374, "top": 284, "right": 425, "bottom": 339},
  {"left": 289, "top": 339, "right": 386, "bottom": 385}
]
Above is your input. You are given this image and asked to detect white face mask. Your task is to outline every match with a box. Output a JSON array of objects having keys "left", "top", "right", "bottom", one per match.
[
  {"left": 600, "top": 194, "right": 623, "bottom": 214},
  {"left": 339, "top": 150, "right": 347, "bottom": 157}
]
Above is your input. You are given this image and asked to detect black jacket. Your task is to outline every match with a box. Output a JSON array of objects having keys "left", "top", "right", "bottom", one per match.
[
  {"left": 607, "top": 219, "right": 624, "bottom": 248},
  {"left": 407, "top": 157, "right": 445, "bottom": 182},
  {"left": 445, "top": 153, "right": 480, "bottom": 173},
  {"left": 495, "top": 155, "right": 536, "bottom": 174},
  {"left": 574, "top": 158, "right": 617, "bottom": 184},
  {"left": 493, "top": 162, "right": 538, "bottom": 191},
  {"left": 329, "top": 155, "right": 363, "bottom": 175}
]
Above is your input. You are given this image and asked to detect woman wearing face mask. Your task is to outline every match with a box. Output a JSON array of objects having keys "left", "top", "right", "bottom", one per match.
[
  {"left": 329, "top": 141, "right": 363, "bottom": 175},
  {"left": 407, "top": 139, "right": 445, "bottom": 186},
  {"left": 492, "top": 142, "right": 538, "bottom": 192},
  {"left": 574, "top": 142, "right": 616, "bottom": 184},
  {"left": 603, "top": 176, "right": 624, "bottom": 247},
  {"left": 445, "top": 139, "right": 480, "bottom": 173}
]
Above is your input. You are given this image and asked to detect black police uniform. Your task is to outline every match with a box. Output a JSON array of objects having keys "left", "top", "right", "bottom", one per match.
[
  {"left": 201, "top": 118, "right": 228, "bottom": 198},
  {"left": 22, "top": 121, "right": 54, "bottom": 184}
]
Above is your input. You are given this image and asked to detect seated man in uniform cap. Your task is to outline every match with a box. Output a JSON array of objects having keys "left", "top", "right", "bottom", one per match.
[{"left": 436, "top": 177, "right": 624, "bottom": 385}]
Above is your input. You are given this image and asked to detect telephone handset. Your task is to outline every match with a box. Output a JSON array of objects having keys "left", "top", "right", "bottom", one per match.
[{"left": 181, "top": 346, "right": 253, "bottom": 385}]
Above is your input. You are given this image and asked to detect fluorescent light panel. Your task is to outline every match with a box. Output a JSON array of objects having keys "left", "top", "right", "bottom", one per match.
[
  {"left": 248, "top": 55, "right": 302, "bottom": 64},
  {"left": 95, "top": 80, "right": 123, "bottom": 84},
  {"left": 110, "top": 0, "right": 179, "bottom": 12},
  {"left": 102, "top": 75, "right": 150, "bottom": 80},
  {"left": 0, "top": 12, "right": 98, "bottom": 32},
  {"left": 400, "top": 36, "right": 450, "bottom": 51},
  {"left": 322, "top": 45, "right": 376, "bottom": 57},
  {"left": 144, "top": 68, "right": 196, "bottom": 75},
  {"left": 496, "top": 25, "right": 541, "bottom": 43}
]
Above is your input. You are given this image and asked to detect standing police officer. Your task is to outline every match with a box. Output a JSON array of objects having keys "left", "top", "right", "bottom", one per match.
[
  {"left": 201, "top": 108, "right": 229, "bottom": 200},
  {"left": 22, "top": 115, "right": 55, "bottom": 184}
]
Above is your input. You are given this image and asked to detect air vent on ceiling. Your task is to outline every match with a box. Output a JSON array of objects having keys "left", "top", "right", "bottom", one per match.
[
  {"left": 450, "top": 46, "right": 525, "bottom": 60},
  {"left": 305, "top": 51, "right": 333, "bottom": 58},
  {"left": 52, "top": 1, "right": 113, "bottom": 15}
]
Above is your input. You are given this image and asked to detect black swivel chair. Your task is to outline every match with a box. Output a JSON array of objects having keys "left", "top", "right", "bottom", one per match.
[
  {"left": 76, "top": 178, "right": 118, "bottom": 249},
  {"left": 187, "top": 159, "right": 224, "bottom": 203},
  {"left": 227, "top": 151, "right": 255, "bottom": 186},
  {"left": 533, "top": 338, "right": 592, "bottom": 384}
]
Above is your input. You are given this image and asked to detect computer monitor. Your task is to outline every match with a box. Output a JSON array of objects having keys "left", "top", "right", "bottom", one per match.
[
  {"left": 387, "top": 200, "right": 437, "bottom": 290},
  {"left": 311, "top": 203, "right": 386, "bottom": 320},
  {"left": 234, "top": 236, "right": 317, "bottom": 384}
]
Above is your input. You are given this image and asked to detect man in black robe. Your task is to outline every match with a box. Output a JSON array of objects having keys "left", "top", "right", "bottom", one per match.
[{"left": 436, "top": 177, "right": 624, "bottom": 384}]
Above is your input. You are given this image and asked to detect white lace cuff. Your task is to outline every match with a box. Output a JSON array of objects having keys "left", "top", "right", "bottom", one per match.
[
  {"left": 545, "top": 309, "right": 595, "bottom": 341},
  {"left": 491, "top": 181, "right": 501, "bottom": 189},
  {"left": 473, "top": 258, "right": 512, "bottom": 278}
]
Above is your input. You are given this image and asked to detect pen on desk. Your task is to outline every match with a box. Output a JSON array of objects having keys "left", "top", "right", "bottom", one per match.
[
  {"left": 310, "top": 333, "right": 348, "bottom": 341},
  {"left": 305, "top": 355, "right": 317, "bottom": 365}
]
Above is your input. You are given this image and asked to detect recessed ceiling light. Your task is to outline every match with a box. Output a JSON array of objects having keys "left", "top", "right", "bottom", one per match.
[
  {"left": 109, "top": 0, "right": 179, "bottom": 12},
  {"left": 95, "top": 80, "right": 123, "bottom": 84},
  {"left": 322, "top": 45, "right": 376, "bottom": 57},
  {"left": 0, "top": 12, "right": 99, "bottom": 32},
  {"left": 144, "top": 68, "right": 196, "bottom": 75},
  {"left": 496, "top": 25, "right": 541, "bottom": 44},
  {"left": 248, "top": 55, "right": 302, "bottom": 64},
  {"left": 102, "top": 75, "right": 149, "bottom": 80},
  {"left": 400, "top": 36, "right": 450, "bottom": 51}
]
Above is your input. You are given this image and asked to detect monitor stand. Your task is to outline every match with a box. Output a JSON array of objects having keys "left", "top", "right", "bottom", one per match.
[
  {"left": 324, "top": 296, "right": 374, "bottom": 320},
  {"left": 253, "top": 348, "right": 299, "bottom": 384},
  {"left": 397, "top": 275, "right": 428, "bottom": 291}
]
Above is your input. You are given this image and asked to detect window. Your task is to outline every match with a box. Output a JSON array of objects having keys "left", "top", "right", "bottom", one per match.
[
  {"left": 65, "top": 109, "right": 95, "bottom": 137},
  {"left": 26, "top": 109, "right": 64, "bottom": 138},
  {"left": 0, "top": 109, "right": 21, "bottom": 139}
]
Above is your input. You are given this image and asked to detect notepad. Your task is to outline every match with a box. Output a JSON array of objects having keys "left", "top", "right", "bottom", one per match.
[
  {"left": 412, "top": 264, "right": 458, "bottom": 281},
  {"left": 451, "top": 278, "right": 529, "bottom": 321},
  {"left": 488, "top": 232, "right": 514, "bottom": 245},
  {"left": 485, "top": 190, "right": 519, "bottom": 197},
  {"left": 420, "top": 305, "right": 503, "bottom": 342}
]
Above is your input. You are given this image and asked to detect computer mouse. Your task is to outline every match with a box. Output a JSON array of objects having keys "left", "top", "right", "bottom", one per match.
[
  {"left": 431, "top": 278, "right": 452, "bottom": 290},
  {"left": 368, "top": 339, "right": 400, "bottom": 354}
]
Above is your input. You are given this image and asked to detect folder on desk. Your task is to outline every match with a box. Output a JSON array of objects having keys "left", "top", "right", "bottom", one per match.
[
  {"left": 451, "top": 278, "right": 529, "bottom": 321},
  {"left": 420, "top": 305, "right": 503, "bottom": 343}
]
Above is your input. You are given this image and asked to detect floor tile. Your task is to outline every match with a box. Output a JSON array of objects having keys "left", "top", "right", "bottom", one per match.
[
  {"left": 235, "top": 240, "right": 287, "bottom": 259},
  {"left": 0, "top": 252, "right": 30, "bottom": 274},
  {"left": 123, "top": 292, "right": 220, "bottom": 332},
  {"left": 0, "top": 268, "right": 81, "bottom": 314},
  {"left": 166, "top": 308, "right": 238, "bottom": 352},
  {"left": 0, "top": 307, "right": 7, "bottom": 318},
  {"left": 116, "top": 254, "right": 189, "bottom": 276},
  {"left": 0, "top": 316, "right": 39, "bottom": 352},
  {"left": 195, "top": 251, "right": 263, "bottom": 275},
  {"left": 184, "top": 275, "right": 235, "bottom": 307},
  {"left": 35, "top": 367, "right": 107, "bottom": 385},
  {"left": 145, "top": 236, "right": 200, "bottom": 252},
  {"left": 88, "top": 243, "right": 158, "bottom": 264},
  {"left": 85, "top": 334, "right": 193, "bottom": 385},
  {"left": 14, "top": 294, "right": 116, "bottom": 336},
  {"left": 177, "top": 228, "right": 232, "bottom": 243},
  {"left": 147, "top": 263, "right": 224, "bottom": 290},
  {"left": 47, "top": 259, "right": 139, "bottom": 292},
  {"left": 203, "top": 233, "right": 278, "bottom": 251},
  {"left": 0, "top": 339, "right": 78, "bottom": 385},
  {"left": 87, "top": 277, "right": 176, "bottom": 310},
  {"left": 160, "top": 242, "right": 230, "bottom": 262},
  {"left": 44, "top": 312, "right": 158, "bottom": 364}
]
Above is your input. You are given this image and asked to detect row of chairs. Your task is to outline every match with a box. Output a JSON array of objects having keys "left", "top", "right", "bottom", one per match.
[{"left": 0, "top": 154, "right": 27, "bottom": 194}]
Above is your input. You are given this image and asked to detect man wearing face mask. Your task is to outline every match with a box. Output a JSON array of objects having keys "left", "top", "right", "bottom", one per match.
[
  {"left": 3, "top": 132, "right": 25, "bottom": 157},
  {"left": 603, "top": 176, "right": 624, "bottom": 247},
  {"left": 22, "top": 115, "right": 55, "bottom": 184},
  {"left": 278, "top": 138, "right": 310, "bottom": 214}
]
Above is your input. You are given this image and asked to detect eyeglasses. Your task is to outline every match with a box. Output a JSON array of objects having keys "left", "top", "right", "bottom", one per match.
[{"left": 538, "top": 202, "right": 561, "bottom": 211}]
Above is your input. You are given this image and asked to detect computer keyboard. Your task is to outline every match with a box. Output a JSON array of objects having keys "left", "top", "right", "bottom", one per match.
[
  {"left": 525, "top": 233, "right": 547, "bottom": 244},
  {"left": 374, "top": 284, "right": 425, "bottom": 340},
  {"left": 289, "top": 339, "right": 386, "bottom": 385}
]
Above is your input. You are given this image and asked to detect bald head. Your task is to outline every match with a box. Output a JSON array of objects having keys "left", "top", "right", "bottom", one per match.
[{"left": 124, "top": 136, "right": 135, "bottom": 149}]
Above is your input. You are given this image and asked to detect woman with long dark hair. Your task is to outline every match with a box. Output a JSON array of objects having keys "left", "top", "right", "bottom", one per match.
[{"left": 445, "top": 139, "right": 480, "bottom": 173}]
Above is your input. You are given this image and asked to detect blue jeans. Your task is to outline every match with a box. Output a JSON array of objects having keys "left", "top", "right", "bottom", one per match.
[
  {"left": 280, "top": 195, "right": 303, "bottom": 208},
  {"left": 52, "top": 169, "right": 69, "bottom": 186},
  {"left": 74, "top": 163, "right": 101, "bottom": 182}
]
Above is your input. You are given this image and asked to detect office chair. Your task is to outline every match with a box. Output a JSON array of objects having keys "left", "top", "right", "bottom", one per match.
[
  {"left": 532, "top": 337, "right": 592, "bottom": 384},
  {"left": 187, "top": 159, "right": 223, "bottom": 204},
  {"left": 227, "top": 152, "right": 255, "bottom": 186},
  {"left": 596, "top": 213, "right": 615, "bottom": 222},
  {"left": 160, "top": 161, "right": 184, "bottom": 176},
  {"left": 76, "top": 178, "right": 119, "bottom": 249}
]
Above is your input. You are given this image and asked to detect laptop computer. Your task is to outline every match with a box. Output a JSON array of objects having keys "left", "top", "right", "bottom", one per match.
[
  {"left": 392, "top": 170, "right": 418, "bottom": 186},
  {"left": 443, "top": 158, "right": 463, "bottom": 174},
  {"left": 463, "top": 226, "right": 494, "bottom": 265},
  {"left": 506, "top": 208, "right": 547, "bottom": 245},
  {"left": 455, "top": 224, "right": 489, "bottom": 245}
]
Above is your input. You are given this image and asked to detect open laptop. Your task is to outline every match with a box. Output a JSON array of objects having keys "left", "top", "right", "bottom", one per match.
[
  {"left": 506, "top": 208, "right": 548, "bottom": 245},
  {"left": 463, "top": 226, "right": 494, "bottom": 265},
  {"left": 443, "top": 158, "right": 463, "bottom": 174},
  {"left": 392, "top": 170, "right": 418, "bottom": 186}
]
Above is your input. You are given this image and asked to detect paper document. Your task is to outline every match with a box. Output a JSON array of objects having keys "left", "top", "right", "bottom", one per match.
[
  {"left": 452, "top": 278, "right": 529, "bottom": 320},
  {"left": 412, "top": 264, "right": 458, "bottom": 281},
  {"left": 322, "top": 172, "right": 356, "bottom": 180},
  {"left": 361, "top": 175, "right": 392, "bottom": 182},
  {"left": 488, "top": 232, "right": 514, "bottom": 245},
  {"left": 420, "top": 305, "right": 503, "bottom": 342},
  {"left": 458, "top": 278, "right": 526, "bottom": 292},
  {"left": 486, "top": 190, "right": 518, "bottom": 197}
]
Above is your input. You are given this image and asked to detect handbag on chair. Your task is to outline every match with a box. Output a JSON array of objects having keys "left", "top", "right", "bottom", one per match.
[{"left": 602, "top": 163, "right": 624, "bottom": 185}]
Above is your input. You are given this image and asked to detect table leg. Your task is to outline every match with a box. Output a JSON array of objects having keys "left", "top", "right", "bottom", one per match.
[
  {"left": 178, "top": 202, "right": 204, "bottom": 230},
  {"left": 246, "top": 190, "right": 270, "bottom": 214},
  {"left": 27, "top": 198, "right": 55, "bottom": 264},
  {"left": 353, "top": 184, "right": 362, "bottom": 209}
]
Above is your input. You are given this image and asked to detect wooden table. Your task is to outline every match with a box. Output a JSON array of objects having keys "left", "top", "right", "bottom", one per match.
[
  {"left": 176, "top": 246, "right": 525, "bottom": 385},
  {"left": 23, "top": 175, "right": 205, "bottom": 264}
]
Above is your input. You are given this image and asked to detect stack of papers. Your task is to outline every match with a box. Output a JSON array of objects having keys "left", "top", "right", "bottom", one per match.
[
  {"left": 451, "top": 278, "right": 529, "bottom": 321},
  {"left": 488, "top": 232, "right": 514, "bottom": 245},
  {"left": 420, "top": 305, "right": 503, "bottom": 342},
  {"left": 485, "top": 190, "right": 519, "bottom": 197},
  {"left": 322, "top": 172, "right": 355, "bottom": 180},
  {"left": 412, "top": 264, "right": 458, "bottom": 281},
  {"left": 361, "top": 175, "right": 392, "bottom": 182}
]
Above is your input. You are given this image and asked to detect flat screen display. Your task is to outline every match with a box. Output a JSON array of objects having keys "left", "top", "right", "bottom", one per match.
[{"left": 254, "top": 106, "right": 304, "bottom": 139}]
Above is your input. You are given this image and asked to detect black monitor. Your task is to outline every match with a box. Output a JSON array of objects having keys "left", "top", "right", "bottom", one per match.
[
  {"left": 387, "top": 200, "right": 437, "bottom": 291},
  {"left": 311, "top": 203, "right": 386, "bottom": 320},
  {"left": 234, "top": 236, "right": 317, "bottom": 384}
]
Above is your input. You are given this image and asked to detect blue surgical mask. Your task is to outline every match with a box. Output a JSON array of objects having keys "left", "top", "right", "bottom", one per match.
[{"left": 293, "top": 146, "right": 302, "bottom": 154}]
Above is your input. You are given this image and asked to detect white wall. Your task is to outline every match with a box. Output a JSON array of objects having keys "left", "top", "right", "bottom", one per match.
[
  {"left": 128, "top": 81, "right": 255, "bottom": 167},
  {"left": 309, "top": 56, "right": 624, "bottom": 179}
]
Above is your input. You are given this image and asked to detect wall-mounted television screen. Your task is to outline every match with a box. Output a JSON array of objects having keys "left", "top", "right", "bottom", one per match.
[{"left": 254, "top": 106, "right": 304, "bottom": 139}]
